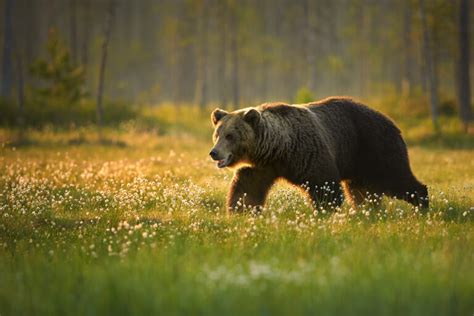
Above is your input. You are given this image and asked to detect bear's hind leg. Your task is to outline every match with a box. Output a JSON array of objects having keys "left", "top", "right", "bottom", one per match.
[
  {"left": 341, "top": 181, "right": 367, "bottom": 208},
  {"left": 342, "top": 180, "right": 383, "bottom": 209},
  {"left": 228, "top": 167, "right": 277, "bottom": 213}
]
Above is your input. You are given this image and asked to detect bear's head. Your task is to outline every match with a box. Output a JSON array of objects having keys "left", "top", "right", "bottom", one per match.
[{"left": 209, "top": 107, "right": 261, "bottom": 168}]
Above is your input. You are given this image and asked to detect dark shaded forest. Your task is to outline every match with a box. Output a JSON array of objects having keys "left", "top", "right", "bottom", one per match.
[{"left": 0, "top": 0, "right": 472, "bottom": 130}]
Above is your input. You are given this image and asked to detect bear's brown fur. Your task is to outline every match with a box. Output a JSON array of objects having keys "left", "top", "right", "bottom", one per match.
[{"left": 210, "top": 97, "right": 428, "bottom": 212}]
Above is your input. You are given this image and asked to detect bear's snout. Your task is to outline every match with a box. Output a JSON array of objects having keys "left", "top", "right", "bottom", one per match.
[{"left": 209, "top": 149, "right": 219, "bottom": 160}]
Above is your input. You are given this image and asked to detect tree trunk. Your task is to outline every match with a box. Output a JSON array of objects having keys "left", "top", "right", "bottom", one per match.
[
  {"left": 403, "top": 1, "right": 413, "bottom": 95},
  {"left": 1, "top": 0, "right": 14, "bottom": 99},
  {"left": 357, "top": 3, "right": 369, "bottom": 97},
  {"left": 69, "top": 0, "right": 78, "bottom": 65},
  {"left": 419, "top": 0, "right": 439, "bottom": 132},
  {"left": 170, "top": 1, "right": 182, "bottom": 105},
  {"left": 195, "top": 0, "right": 209, "bottom": 109},
  {"left": 15, "top": 51, "right": 25, "bottom": 141},
  {"left": 230, "top": 1, "right": 239, "bottom": 107},
  {"left": 81, "top": 0, "right": 91, "bottom": 73},
  {"left": 218, "top": 0, "right": 228, "bottom": 107},
  {"left": 303, "top": 0, "right": 312, "bottom": 90},
  {"left": 458, "top": 0, "right": 472, "bottom": 132},
  {"left": 96, "top": 0, "right": 115, "bottom": 140}
]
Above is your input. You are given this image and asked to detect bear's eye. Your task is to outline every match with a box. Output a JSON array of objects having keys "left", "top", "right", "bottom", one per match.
[{"left": 225, "top": 134, "right": 234, "bottom": 141}]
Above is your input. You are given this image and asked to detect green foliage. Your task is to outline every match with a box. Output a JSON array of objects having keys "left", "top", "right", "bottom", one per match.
[
  {"left": 438, "top": 99, "right": 458, "bottom": 116},
  {"left": 0, "top": 98, "right": 16, "bottom": 126},
  {"left": 29, "top": 28, "right": 86, "bottom": 111},
  {"left": 294, "top": 87, "right": 315, "bottom": 104},
  {"left": 0, "top": 96, "right": 136, "bottom": 128},
  {"left": 0, "top": 29, "right": 137, "bottom": 128},
  {"left": 366, "top": 93, "right": 465, "bottom": 128},
  {"left": 137, "top": 104, "right": 213, "bottom": 138}
]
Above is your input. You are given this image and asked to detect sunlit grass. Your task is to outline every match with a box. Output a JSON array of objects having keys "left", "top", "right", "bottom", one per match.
[{"left": 0, "top": 108, "right": 473, "bottom": 314}]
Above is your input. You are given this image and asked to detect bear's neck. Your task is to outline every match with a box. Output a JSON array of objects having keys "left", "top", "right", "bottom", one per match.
[{"left": 251, "top": 114, "right": 293, "bottom": 164}]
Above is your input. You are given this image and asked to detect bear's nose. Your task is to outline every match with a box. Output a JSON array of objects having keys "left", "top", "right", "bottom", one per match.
[{"left": 209, "top": 149, "right": 219, "bottom": 160}]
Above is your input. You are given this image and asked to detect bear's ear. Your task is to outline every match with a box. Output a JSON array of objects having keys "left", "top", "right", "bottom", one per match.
[
  {"left": 211, "top": 108, "right": 228, "bottom": 126},
  {"left": 243, "top": 109, "right": 261, "bottom": 127}
]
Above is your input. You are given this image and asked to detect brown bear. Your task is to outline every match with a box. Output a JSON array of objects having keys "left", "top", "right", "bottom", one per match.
[{"left": 209, "top": 97, "right": 428, "bottom": 212}]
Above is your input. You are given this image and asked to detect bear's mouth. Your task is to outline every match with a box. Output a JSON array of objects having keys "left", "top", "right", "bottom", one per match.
[{"left": 217, "top": 154, "right": 233, "bottom": 168}]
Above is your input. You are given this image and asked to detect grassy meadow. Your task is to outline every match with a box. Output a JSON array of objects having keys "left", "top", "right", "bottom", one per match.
[{"left": 0, "top": 105, "right": 473, "bottom": 315}]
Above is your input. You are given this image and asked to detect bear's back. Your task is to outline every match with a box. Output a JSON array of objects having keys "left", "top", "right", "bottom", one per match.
[
  {"left": 307, "top": 97, "right": 404, "bottom": 179},
  {"left": 309, "top": 97, "right": 406, "bottom": 179}
]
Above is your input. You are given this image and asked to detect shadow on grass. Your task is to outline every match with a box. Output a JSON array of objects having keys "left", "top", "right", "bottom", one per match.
[
  {"left": 3, "top": 136, "right": 128, "bottom": 148},
  {"left": 68, "top": 137, "right": 127, "bottom": 147}
]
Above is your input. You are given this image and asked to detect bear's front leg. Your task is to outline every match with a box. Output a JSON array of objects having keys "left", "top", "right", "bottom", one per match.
[{"left": 228, "top": 167, "right": 277, "bottom": 213}]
